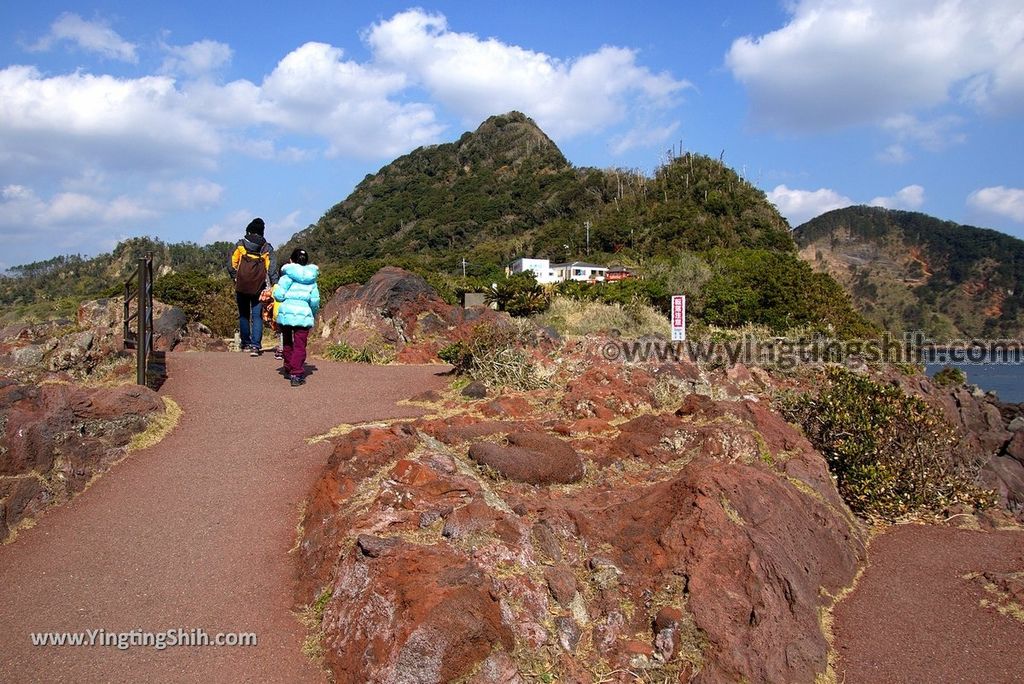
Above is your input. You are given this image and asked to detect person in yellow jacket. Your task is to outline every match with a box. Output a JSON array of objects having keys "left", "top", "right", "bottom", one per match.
[{"left": 227, "top": 218, "right": 278, "bottom": 355}]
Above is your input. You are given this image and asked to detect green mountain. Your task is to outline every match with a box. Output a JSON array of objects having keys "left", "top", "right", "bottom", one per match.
[
  {"left": 282, "top": 111, "right": 795, "bottom": 274},
  {"left": 3, "top": 112, "right": 875, "bottom": 338},
  {"left": 794, "top": 206, "right": 1024, "bottom": 339}
]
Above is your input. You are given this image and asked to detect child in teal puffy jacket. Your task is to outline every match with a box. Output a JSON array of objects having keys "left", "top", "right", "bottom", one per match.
[{"left": 273, "top": 248, "right": 320, "bottom": 386}]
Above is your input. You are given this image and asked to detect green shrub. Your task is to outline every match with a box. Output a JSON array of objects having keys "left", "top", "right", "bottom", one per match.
[
  {"left": 317, "top": 261, "right": 386, "bottom": 304},
  {"left": 485, "top": 273, "right": 550, "bottom": 317},
  {"left": 931, "top": 366, "right": 967, "bottom": 388},
  {"left": 701, "top": 249, "right": 877, "bottom": 338},
  {"left": 153, "top": 271, "right": 236, "bottom": 336},
  {"left": 781, "top": 367, "right": 996, "bottom": 519}
]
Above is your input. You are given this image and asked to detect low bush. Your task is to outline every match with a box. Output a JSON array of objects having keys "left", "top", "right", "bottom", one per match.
[
  {"left": 485, "top": 273, "right": 550, "bottom": 317},
  {"left": 153, "top": 271, "right": 236, "bottom": 336},
  {"left": 931, "top": 366, "right": 967, "bottom": 388},
  {"left": 781, "top": 367, "right": 996, "bottom": 519}
]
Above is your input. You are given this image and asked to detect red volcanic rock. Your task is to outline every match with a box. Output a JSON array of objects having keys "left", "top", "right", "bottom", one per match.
[
  {"left": 316, "top": 267, "right": 453, "bottom": 350},
  {"left": 981, "top": 455, "right": 1024, "bottom": 511},
  {"left": 298, "top": 425, "right": 421, "bottom": 597},
  {"left": 552, "top": 417, "right": 614, "bottom": 436},
  {"left": 561, "top": 362, "right": 656, "bottom": 419},
  {"left": 313, "top": 266, "right": 514, "bottom": 358},
  {"left": 468, "top": 432, "right": 584, "bottom": 485},
  {"left": 395, "top": 342, "right": 441, "bottom": 364},
  {"left": 0, "top": 380, "right": 162, "bottom": 538},
  {"left": 390, "top": 459, "right": 438, "bottom": 488},
  {"left": 572, "top": 459, "right": 865, "bottom": 684},
  {"left": 297, "top": 379, "right": 868, "bottom": 682},
  {"left": 622, "top": 639, "right": 654, "bottom": 656},
  {"left": 441, "top": 499, "right": 519, "bottom": 545},
  {"left": 531, "top": 521, "right": 564, "bottom": 562},
  {"left": 70, "top": 383, "right": 163, "bottom": 420},
  {"left": 321, "top": 540, "right": 514, "bottom": 684},
  {"left": 481, "top": 396, "right": 533, "bottom": 418},
  {"left": 544, "top": 564, "right": 578, "bottom": 606}
]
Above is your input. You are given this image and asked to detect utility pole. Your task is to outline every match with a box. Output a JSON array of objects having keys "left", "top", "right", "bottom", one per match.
[
  {"left": 461, "top": 258, "right": 467, "bottom": 277},
  {"left": 585, "top": 221, "right": 591, "bottom": 256}
]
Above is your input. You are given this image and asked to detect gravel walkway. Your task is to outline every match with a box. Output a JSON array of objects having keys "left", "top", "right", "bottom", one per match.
[
  {"left": 0, "top": 351, "right": 447, "bottom": 683},
  {"left": 834, "top": 523, "right": 1024, "bottom": 684}
]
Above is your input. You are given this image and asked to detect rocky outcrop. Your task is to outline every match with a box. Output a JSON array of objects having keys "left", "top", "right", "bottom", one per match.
[
  {"left": 295, "top": 357, "right": 866, "bottom": 683},
  {"left": 0, "top": 297, "right": 224, "bottom": 383},
  {"left": 0, "top": 380, "right": 163, "bottom": 541},
  {"left": 314, "top": 266, "right": 507, "bottom": 361}
]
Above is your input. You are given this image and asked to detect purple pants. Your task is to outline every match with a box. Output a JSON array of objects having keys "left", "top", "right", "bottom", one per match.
[{"left": 282, "top": 326, "right": 310, "bottom": 377}]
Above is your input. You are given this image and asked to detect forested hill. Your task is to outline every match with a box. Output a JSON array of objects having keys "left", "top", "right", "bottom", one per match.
[
  {"left": 281, "top": 111, "right": 795, "bottom": 274},
  {"left": 2, "top": 111, "right": 816, "bottom": 331},
  {"left": 794, "top": 206, "right": 1024, "bottom": 339},
  {"left": 0, "top": 237, "right": 228, "bottom": 322}
]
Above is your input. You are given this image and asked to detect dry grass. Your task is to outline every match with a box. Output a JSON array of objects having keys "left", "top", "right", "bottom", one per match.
[
  {"left": 306, "top": 420, "right": 394, "bottom": 445},
  {"left": 967, "top": 571, "right": 1024, "bottom": 624},
  {"left": 297, "top": 587, "right": 333, "bottom": 662},
  {"left": 128, "top": 396, "right": 182, "bottom": 451},
  {"left": 818, "top": 562, "right": 868, "bottom": 683},
  {"left": 533, "top": 297, "right": 667, "bottom": 339},
  {"left": 2, "top": 515, "right": 37, "bottom": 545}
]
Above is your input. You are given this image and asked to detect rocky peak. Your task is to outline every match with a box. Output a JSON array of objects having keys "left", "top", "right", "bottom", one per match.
[{"left": 454, "top": 111, "right": 569, "bottom": 172}]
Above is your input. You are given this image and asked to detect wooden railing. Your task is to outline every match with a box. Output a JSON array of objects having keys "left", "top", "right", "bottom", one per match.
[{"left": 123, "top": 256, "right": 154, "bottom": 386}]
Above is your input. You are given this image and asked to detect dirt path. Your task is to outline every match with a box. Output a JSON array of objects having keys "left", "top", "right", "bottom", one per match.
[
  {"left": 834, "top": 523, "right": 1024, "bottom": 684},
  {"left": 0, "top": 351, "right": 447, "bottom": 683}
]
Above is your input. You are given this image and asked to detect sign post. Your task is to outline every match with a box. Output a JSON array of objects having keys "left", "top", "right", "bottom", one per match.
[{"left": 671, "top": 295, "right": 686, "bottom": 341}]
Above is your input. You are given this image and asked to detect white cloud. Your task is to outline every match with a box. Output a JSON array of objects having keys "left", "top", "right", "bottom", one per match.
[
  {"left": 0, "top": 183, "right": 157, "bottom": 257},
  {"left": 0, "top": 66, "right": 222, "bottom": 174},
  {"left": 365, "top": 9, "right": 689, "bottom": 139},
  {"left": 274, "top": 210, "right": 304, "bottom": 235},
  {"left": 726, "top": 0, "right": 1024, "bottom": 131},
  {"left": 147, "top": 179, "right": 224, "bottom": 210},
  {"left": 877, "top": 143, "right": 910, "bottom": 164},
  {"left": 5, "top": 9, "right": 687, "bottom": 185},
  {"left": 31, "top": 12, "right": 138, "bottom": 63},
  {"left": 160, "top": 39, "right": 232, "bottom": 78},
  {"left": 200, "top": 210, "right": 254, "bottom": 244},
  {"left": 199, "top": 209, "right": 297, "bottom": 245},
  {"left": 767, "top": 184, "right": 854, "bottom": 226},
  {"left": 881, "top": 114, "right": 966, "bottom": 151},
  {"left": 967, "top": 186, "right": 1024, "bottom": 222},
  {"left": 610, "top": 122, "right": 680, "bottom": 156},
  {"left": 870, "top": 184, "right": 925, "bottom": 210},
  {"left": 259, "top": 41, "right": 444, "bottom": 158}
]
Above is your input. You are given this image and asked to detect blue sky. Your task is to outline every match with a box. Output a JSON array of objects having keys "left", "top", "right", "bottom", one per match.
[{"left": 1, "top": 1, "right": 1022, "bottom": 269}]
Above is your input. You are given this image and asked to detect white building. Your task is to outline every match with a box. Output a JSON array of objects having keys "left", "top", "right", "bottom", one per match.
[
  {"left": 551, "top": 261, "right": 608, "bottom": 282},
  {"left": 507, "top": 257, "right": 561, "bottom": 284},
  {"left": 508, "top": 258, "right": 608, "bottom": 283}
]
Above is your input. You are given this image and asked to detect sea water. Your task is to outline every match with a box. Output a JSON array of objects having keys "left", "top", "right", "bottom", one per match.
[{"left": 925, "top": 349, "right": 1024, "bottom": 404}]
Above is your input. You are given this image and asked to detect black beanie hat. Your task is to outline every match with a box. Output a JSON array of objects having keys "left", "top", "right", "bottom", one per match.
[{"left": 246, "top": 217, "right": 265, "bottom": 236}]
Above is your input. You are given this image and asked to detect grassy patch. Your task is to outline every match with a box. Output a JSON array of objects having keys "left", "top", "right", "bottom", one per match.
[
  {"left": 532, "top": 297, "right": 667, "bottom": 338},
  {"left": 128, "top": 396, "right": 182, "bottom": 451},
  {"left": 298, "top": 587, "right": 333, "bottom": 661}
]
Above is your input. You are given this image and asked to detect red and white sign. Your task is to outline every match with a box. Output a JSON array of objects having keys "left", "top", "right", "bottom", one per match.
[{"left": 671, "top": 295, "right": 686, "bottom": 341}]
